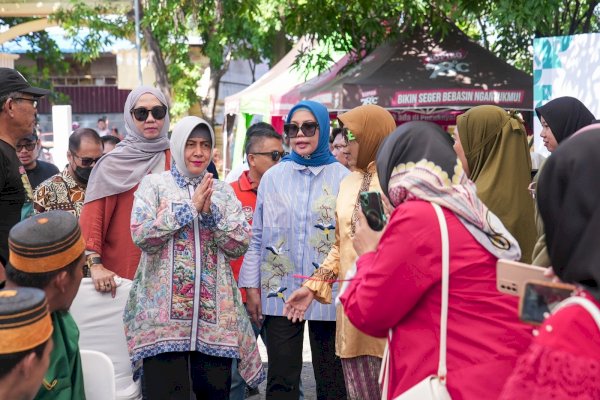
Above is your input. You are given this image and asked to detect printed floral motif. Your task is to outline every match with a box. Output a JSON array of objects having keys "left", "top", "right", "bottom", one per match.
[
  {"left": 309, "top": 184, "right": 337, "bottom": 259},
  {"left": 261, "top": 238, "right": 294, "bottom": 292},
  {"left": 171, "top": 222, "right": 196, "bottom": 320},
  {"left": 238, "top": 161, "right": 350, "bottom": 320},
  {"left": 125, "top": 169, "right": 264, "bottom": 386}
]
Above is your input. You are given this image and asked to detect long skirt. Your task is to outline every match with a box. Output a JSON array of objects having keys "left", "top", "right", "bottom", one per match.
[{"left": 341, "top": 355, "right": 382, "bottom": 400}]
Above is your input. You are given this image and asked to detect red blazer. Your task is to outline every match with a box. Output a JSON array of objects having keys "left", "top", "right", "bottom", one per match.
[
  {"left": 79, "top": 150, "right": 170, "bottom": 280},
  {"left": 340, "top": 200, "right": 532, "bottom": 400}
]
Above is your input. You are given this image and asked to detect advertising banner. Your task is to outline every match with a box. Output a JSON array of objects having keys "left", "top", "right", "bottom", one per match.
[{"left": 533, "top": 33, "right": 600, "bottom": 155}]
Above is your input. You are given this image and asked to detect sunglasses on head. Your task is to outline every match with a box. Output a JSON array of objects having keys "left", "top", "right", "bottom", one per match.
[
  {"left": 249, "top": 150, "right": 289, "bottom": 162},
  {"left": 130, "top": 105, "right": 168, "bottom": 122},
  {"left": 283, "top": 121, "right": 319, "bottom": 138},
  {"left": 71, "top": 152, "right": 102, "bottom": 167}
]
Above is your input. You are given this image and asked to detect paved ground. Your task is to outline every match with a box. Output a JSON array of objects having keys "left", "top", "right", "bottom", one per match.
[{"left": 248, "top": 325, "right": 317, "bottom": 400}]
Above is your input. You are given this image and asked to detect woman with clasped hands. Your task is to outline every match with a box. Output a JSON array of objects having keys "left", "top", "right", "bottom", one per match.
[{"left": 125, "top": 116, "right": 264, "bottom": 399}]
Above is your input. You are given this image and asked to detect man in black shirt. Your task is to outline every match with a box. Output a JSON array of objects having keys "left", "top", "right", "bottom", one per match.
[
  {"left": 16, "top": 132, "right": 59, "bottom": 189},
  {"left": 0, "top": 68, "right": 50, "bottom": 277}
]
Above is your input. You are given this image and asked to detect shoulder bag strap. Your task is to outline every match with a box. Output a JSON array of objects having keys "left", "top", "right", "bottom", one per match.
[
  {"left": 553, "top": 295, "right": 600, "bottom": 332},
  {"left": 431, "top": 202, "right": 449, "bottom": 382}
]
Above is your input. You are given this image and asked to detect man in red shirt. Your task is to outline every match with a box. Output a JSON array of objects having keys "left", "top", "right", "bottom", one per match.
[{"left": 230, "top": 122, "right": 285, "bottom": 399}]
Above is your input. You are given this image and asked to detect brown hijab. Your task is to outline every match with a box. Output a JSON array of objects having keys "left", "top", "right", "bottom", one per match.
[
  {"left": 338, "top": 104, "right": 396, "bottom": 171},
  {"left": 456, "top": 105, "right": 536, "bottom": 262}
]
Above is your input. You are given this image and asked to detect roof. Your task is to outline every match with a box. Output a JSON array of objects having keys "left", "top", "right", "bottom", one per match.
[{"left": 276, "top": 25, "right": 533, "bottom": 115}]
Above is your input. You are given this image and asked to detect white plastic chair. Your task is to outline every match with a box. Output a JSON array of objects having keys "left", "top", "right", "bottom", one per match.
[
  {"left": 71, "top": 278, "right": 142, "bottom": 399},
  {"left": 81, "top": 349, "right": 116, "bottom": 400}
]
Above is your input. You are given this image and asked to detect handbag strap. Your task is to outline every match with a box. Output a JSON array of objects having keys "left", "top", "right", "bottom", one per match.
[
  {"left": 431, "top": 203, "right": 449, "bottom": 381},
  {"left": 553, "top": 295, "right": 600, "bottom": 332}
]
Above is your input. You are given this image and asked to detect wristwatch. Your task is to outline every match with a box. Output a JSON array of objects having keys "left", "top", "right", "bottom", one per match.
[{"left": 84, "top": 256, "right": 102, "bottom": 277}]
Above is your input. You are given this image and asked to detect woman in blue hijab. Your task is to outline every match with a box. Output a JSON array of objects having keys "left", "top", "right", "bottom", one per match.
[{"left": 239, "top": 101, "right": 349, "bottom": 399}]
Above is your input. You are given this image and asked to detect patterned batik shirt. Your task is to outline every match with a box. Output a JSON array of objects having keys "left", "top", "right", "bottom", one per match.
[
  {"left": 125, "top": 166, "right": 264, "bottom": 387},
  {"left": 34, "top": 169, "right": 86, "bottom": 218}
]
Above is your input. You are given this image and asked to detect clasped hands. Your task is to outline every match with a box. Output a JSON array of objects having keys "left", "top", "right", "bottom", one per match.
[{"left": 192, "top": 173, "right": 214, "bottom": 213}]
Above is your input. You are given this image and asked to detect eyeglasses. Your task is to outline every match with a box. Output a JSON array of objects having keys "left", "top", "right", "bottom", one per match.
[
  {"left": 71, "top": 152, "right": 102, "bottom": 167},
  {"left": 13, "top": 97, "right": 38, "bottom": 109},
  {"left": 16, "top": 142, "right": 36, "bottom": 151},
  {"left": 249, "top": 150, "right": 289, "bottom": 162},
  {"left": 130, "top": 105, "right": 168, "bottom": 122},
  {"left": 342, "top": 128, "right": 356, "bottom": 142},
  {"left": 283, "top": 121, "right": 319, "bottom": 138}
]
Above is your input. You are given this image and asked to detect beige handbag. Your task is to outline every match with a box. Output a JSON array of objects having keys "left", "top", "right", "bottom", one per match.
[{"left": 380, "top": 203, "right": 452, "bottom": 400}]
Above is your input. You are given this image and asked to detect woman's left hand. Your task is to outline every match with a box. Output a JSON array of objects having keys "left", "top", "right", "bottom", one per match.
[{"left": 352, "top": 208, "right": 385, "bottom": 256}]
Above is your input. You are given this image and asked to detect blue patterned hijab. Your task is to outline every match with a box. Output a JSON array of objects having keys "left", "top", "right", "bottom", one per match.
[{"left": 281, "top": 100, "right": 338, "bottom": 166}]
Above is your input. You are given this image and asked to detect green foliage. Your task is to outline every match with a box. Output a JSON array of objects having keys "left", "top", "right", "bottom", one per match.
[
  {"left": 52, "top": 1, "right": 132, "bottom": 64},
  {"left": 0, "top": 17, "right": 70, "bottom": 103},
  {"left": 439, "top": 0, "right": 600, "bottom": 72},
  {"left": 7, "top": 0, "right": 598, "bottom": 116}
]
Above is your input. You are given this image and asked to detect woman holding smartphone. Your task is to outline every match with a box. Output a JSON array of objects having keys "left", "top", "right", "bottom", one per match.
[
  {"left": 284, "top": 104, "right": 396, "bottom": 400},
  {"left": 339, "top": 121, "right": 532, "bottom": 399},
  {"left": 500, "top": 127, "right": 600, "bottom": 399}
]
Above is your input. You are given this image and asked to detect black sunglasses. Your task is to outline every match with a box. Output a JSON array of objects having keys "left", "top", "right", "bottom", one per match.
[
  {"left": 16, "top": 142, "right": 36, "bottom": 151},
  {"left": 249, "top": 150, "right": 289, "bottom": 162},
  {"left": 283, "top": 121, "right": 319, "bottom": 138},
  {"left": 130, "top": 105, "right": 168, "bottom": 122},
  {"left": 71, "top": 152, "right": 102, "bottom": 167}
]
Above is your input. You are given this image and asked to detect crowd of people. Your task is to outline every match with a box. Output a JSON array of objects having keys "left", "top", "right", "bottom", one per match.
[{"left": 0, "top": 64, "right": 599, "bottom": 400}]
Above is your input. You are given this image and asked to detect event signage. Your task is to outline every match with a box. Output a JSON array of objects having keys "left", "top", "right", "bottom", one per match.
[
  {"left": 360, "top": 89, "right": 379, "bottom": 105},
  {"left": 532, "top": 33, "right": 600, "bottom": 156},
  {"left": 392, "top": 89, "right": 526, "bottom": 107}
]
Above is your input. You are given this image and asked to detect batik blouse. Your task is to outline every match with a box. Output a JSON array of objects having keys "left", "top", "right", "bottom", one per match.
[{"left": 124, "top": 166, "right": 264, "bottom": 387}]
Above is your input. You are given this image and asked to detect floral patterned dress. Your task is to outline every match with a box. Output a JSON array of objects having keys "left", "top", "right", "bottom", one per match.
[{"left": 124, "top": 165, "right": 265, "bottom": 387}]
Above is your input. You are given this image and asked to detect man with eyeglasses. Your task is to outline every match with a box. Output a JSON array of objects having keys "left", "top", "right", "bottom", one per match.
[
  {"left": 330, "top": 127, "right": 350, "bottom": 168},
  {"left": 16, "top": 132, "right": 59, "bottom": 190},
  {"left": 33, "top": 128, "right": 103, "bottom": 219},
  {"left": 0, "top": 68, "right": 50, "bottom": 280}
]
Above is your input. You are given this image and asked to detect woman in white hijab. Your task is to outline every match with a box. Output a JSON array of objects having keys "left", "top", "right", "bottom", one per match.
[{"left": 125, "top": 116, "right": 264, "bottom": 399}]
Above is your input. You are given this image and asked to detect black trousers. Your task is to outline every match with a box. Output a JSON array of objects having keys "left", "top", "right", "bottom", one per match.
[
  {"left": 142, "top": 351, "right": 232, "bottom": 400},
  {"left": 264, "top": 316, "right": 347, "bottom": 400}
]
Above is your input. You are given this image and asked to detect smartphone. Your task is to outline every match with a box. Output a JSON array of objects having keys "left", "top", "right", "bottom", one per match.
[
  {"left": 496, "top": 259, "right": 550, "bottom": 296},
  {"left": 519, "top": 280, "right": 576, "bottom": 325},
  {"left": 359, "top": 191, "right": 386, "bottom": 231}
]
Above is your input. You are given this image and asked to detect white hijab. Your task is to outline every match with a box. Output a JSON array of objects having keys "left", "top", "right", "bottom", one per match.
[{"left": 170, "top": 116, "right": 215, "bottom": 178}]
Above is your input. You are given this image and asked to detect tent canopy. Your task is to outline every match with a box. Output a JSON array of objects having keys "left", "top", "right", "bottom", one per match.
[
  {"left": 224, "top": 38, "right": 343, "bottom": 117},
  {"left": 276, "top": 26, "right": 533, "bottom": 115}
]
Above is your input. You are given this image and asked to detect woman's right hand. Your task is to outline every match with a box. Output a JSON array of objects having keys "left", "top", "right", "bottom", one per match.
[
  {"left": 283, "top": 287, "right": 315, "bottom": 323},
  {"left": 246, "top": 288, "right": 263, "bottom": 328},
  {"left": 90, "top": 263, "right": 118, "bottom": 298},
  {"left": 192, "top": 173, "right": 213, "bottom": 212}
]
